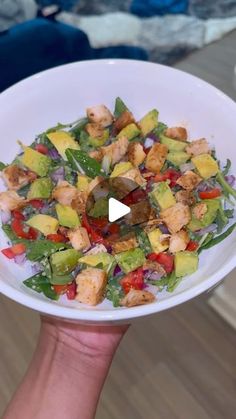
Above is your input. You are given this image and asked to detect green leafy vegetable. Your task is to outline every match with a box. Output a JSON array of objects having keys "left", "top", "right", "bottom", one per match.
[
  {"left": 216, "top": 171, "right": 236, "bottom": 199},
  {"left": 106, "top": 277, "right": 123, "bottom": 307},
  {"left": 114, "top": 97, "right": 129, "bottom": 118},
  {"left": 222, "top": 159, "right": 231, "bottom": 176},
  {"left": 66, "top": 149, "right": 105, "bottom": 179},
  {"left": 166, "top": 271, "right": 182, "bottom": 292},
  {"left": 199, "top": 222, "right": 236, "bottom": 252},
  {"left": 77, "top": 130, "right": 94, "bottom": 152},
  {"left": 2, "top": 224, "right": 18, "bottom": 242},
  {"left": 88, "top": 198, "right": 108, "bottom": 218},
  {"left": 152, "top": 122, "right": 168, "bottom": 137},
  {"left": 215, "top": 204, "right": 229, "bottom": 233},
  {"left": 23, "top": 273, "right": 59, "bottom": 300},
  {"left": 0, "top": 161, "right": 6, "bottom": 171},
  {"left": 135, "top": 228, "right": 152, "bottom": 256},
  {"left": 70, "top": 118, "right": 89, "bottom": 140},
  {"left": 26, "top": 240, "right": 68, "bottom": 262}
]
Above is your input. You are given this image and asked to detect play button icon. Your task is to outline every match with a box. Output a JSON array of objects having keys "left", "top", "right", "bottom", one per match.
[{"left": 108, "top": 198, "right": 130, "bottom": 223}]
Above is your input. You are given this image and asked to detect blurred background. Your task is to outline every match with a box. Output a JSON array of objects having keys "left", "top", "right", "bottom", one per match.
[{"left": 1, "top": 1, "right": 236, "bottom": 418}]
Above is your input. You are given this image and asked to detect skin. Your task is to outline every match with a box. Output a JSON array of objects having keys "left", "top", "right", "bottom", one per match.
[{"left": 3, "top": 317, "right": 129, "bottom": 419}]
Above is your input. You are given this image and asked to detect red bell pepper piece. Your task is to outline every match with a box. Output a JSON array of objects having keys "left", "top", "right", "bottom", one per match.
[
  {"left": 199, "top": 188, "right": 221, "bottom": 200},
  {"left": 147, "top": 252, "right": 174, "bottom": 274}
]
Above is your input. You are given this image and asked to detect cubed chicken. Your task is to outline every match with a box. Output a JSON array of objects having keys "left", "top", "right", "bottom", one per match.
[
  {"left": 143, "top": 260, "right": 166, "bottom": 277},
  {"left": 125, "top": 200, "right": 151, "bottom": 226},
  {"left": 145, "top": 143, "right": 168, "bottom": 173},
  {"left": 111, "top": 168, "right": 146, "bottom": 199},
  {"left": 75, "top": 267, "right": 107, "bottom": 306},
  {"left": 121, "top": 289, "right": 155, "bottom": 307},
  {"left": 86, "top": 104, "right": 113, "bottom": 128},
  {"left": 176, "top": 170, "right": 202, "bottom": 191},
  {"left": 169, "top": 230, "right": 190, "bottom": 253},
  {"left": 0, "top": 191, "right": 25, "bottom": 211},
  {"left": 101, "top": 136, "right": 128, "bottom": 165},
  {"left": 112, "top": 233, "right": 138, "bottom": 254},
  {"left": 186, "top": 138, "right": 210, "bottom": 156},
  {"left": 160, "top": 203, "right": 191, "bottom": 234},
  {"left": 89, "top": 149, "right": 103, "bottom": 162},
  {"left": 175, "top": 190, "right": 196, "bottom": 206},
  {"left": 68, "top": 227, "right": 91, "bottom": 251},
  {"left": 2, "top": 165, "right": 36, "bottom": 191},
  {"left": 85, "top": 244, "right": 108, "bottom": 255},
  {"left": 193, "top": 202, "right": 208, "bottom": 220},
  {"left": 88, "top": 177, "right": 109, "bottom": 200},
  {"left": 85, "top": 123, "right": 105, "bottom": 139},
  {"left": 128, "top": 142, "right": 146, "bottom": 167},
  {"left": 113, "top": 110, "right": 135, "bottom": 135},
  {"left": 52, "top": 181, "right": 78, "bottom": 207},
  {"left": 165, "top": 127, "right": 188, "bottom": 141}
]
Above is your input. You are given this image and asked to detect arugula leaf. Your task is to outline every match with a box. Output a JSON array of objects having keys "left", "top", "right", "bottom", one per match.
[
  {"left": 224, "top": 209, "right": 234, "bottom": 218},
  {"left": 23, "top": 273, "right": 59, "bottom": 300},
  {"left": 199, "top": 222, "right": 236, "bottom": 252},
  {"left": 106, "top": 277, "right": 123, "bottom": 307},
  {"left": 70, "top": 119, "right": 89, "bottom": 140},
  {"left": 216, "top": 171, "right": 236, "bottom": 200},
  {"left": 66, "top": 149, "right": 105, "bottom": 179},
  {"left": 2, "top": 224, "right": 18, "bottom": 242},
  {"left": 26, "top": 240, "right": 68, "bottom": 262},
  {"left": 135, "top": 228, "right": 152, "bottom": 256},
  {"left": 114, "top": 97, "right": 129, "bottom": 118},
  {"left": 222, "top": 159, "right": 231, "bottom": 176},
  {"left": 215, "top": 205, "right": 229, "bottom": 234},
  {"left": 153, "top": 122, "right": 167, "bottom": 137},
  {"left": 166, "top": 271, "right": 182, "bottom": 292},
  {"left": 0, "top": 161, "right": 6, "bottom": 171},
  {"left": 77, "top": 130, "right": 93, "bottom": 152}
]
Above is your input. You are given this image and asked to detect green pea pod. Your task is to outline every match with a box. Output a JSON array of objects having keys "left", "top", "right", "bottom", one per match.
[
  {"left": 199, "top": 222, "right": 236, "bottom": 252},
  {"left": 23, "top": 273, "right": 59, "bottom": 300},
  {"left": 66, "top": 148, "right": 105, "bottom": 179}
]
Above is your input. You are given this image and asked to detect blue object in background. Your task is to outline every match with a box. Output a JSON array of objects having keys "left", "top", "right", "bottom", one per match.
[
  {"left": 37, "top": 0, "right": 78, "bottom": 11},
  {"left": 0, "top": 18, "right": 148, "bottom": 92},
  {"left": 131, "top": 0, "right": 189, "bottom": 16}
]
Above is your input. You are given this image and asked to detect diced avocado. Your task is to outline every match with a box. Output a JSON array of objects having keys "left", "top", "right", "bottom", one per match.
[
  {"left": 160, "top": 134, "right": 187, "bottom": 152},
  {"left": 50, "top": 249, "right": 81, "bottom": 276},
  {"left": 88, "top": 129, "right": 109, "bottom": 147},
  {"left": 115, "top": 248, "right": 146, "bottom": 274},
  {"left": 188, "top": 199, "right": 220, "bottom": 232},
  {"left": 77, "top": 174, "right": 91, "bottom": 192},
  {"left": 114, "top": 97, "right": 129, "bottom": 118},
  {"left": 89, "top": 197, "right": 108, "bottom": 218},
  {"left": 147, "top": 228, "right": 169, "bottom": 253},
  {"left": 175, "top": 251, "right": 198, "bottom": 277},
  {"left": 26, "top": 214, "right": 59, "bottom": 236},
  {"left": 110, "top": 162, "right": 133, "bottom": 178},
  {"left": 22, "top": 147, "right": 51, "bottom": 177},
  {"left": 27, "top": 177, "right": 53, "bottom": 200},
  {"left": 47, "top": 131, "right": 80, "bottom": 160},
  {"left": 192, "top": 154, "right": 219, "bottom": 179},
  {"left": 117, "top": 123, "right": 140, "bottom": 140},
  {"left": 167, "top": 151, "right": 190, "bottom": 167},
  {"left": 56, "top": 204, "right": 80, "bottom": 228},
  {"left": 79, "top": 252, "right": 114, "bottom": 269},
  {"left": 49, "top": 273, "right": 73, "bottom": 285},
  {"left": 139, "top": 109, "right": 159, "bottom": 136},
  {"left": 151, "top": 181, "right": 176, "bottom": 210}
]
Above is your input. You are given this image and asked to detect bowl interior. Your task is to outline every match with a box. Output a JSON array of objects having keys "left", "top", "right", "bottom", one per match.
[{"left": 0, "top": 59, "right": 235, "bottom": 322}]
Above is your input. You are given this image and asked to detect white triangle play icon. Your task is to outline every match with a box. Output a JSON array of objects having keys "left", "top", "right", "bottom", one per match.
[{"left": 108, "top": 198, "right": 130, "bottom": 223}]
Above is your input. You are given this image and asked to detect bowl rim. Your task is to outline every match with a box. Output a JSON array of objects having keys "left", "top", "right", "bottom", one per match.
[{"left": 0, "top": 58, "right": 236, "bottom": 322}]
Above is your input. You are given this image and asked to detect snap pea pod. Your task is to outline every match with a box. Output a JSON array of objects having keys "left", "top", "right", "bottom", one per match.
[
  {"left": 23, "top": 273, "right": 59, "bottom": 300},
  {"left": 66, "top": 149, "right": 105, "bottom": 178},
  {"left": 216, "top": 171, "right": 236, "bottom": 199},
  {"left": 199, "top": 222, "right": 236, "bottom": 252}
]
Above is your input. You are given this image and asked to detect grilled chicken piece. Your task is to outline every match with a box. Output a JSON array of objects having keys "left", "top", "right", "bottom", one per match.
[
  {"left": 2, "top": 165, "right": 36, "bottom": 191},
  {"left": 125, "top": 200, "right": 151, "bottom": 226},
  {"left": 193, "top": 202, "right": 208, "bottom": 220},
  {"left": 76, "top": 268, "right": 107, "bottom": 306},
  {"left": 143, "top": 260, "right": 166, "bottom": 277},
  {"left": 128, "top": 142, "right": 146, "bottom": 167},
  {"left": 186, "top": 138, "right": 210, "bottom": 156},
  {"left": 112, "top": 233, "right": 138, "bottom": 254},
  {"left": 121, "top": 289, "right": 155, "bottom": 307},
  {"left": 175, "top": 190, "right": 196, "bottom": 206},
  {"left": 160, "top": 203, "right": 191, "bottom": 234},
  {"left": 169, "top": 230, "right": 190, "bottom": 253},
  {"left": 176, "top": 170, "right": 202, "bottom": 191},
  {"left": 89, "top": 149, "right": 103, "bottom": 162},
  {"left": 0, "top": 191, "right": 25, "bottom": 211},
  {"left": 52, "top": 181, "right": 78, "bottom": 206},
  {"left": 145, "top": 143, "right": 168, "bottom": 173},
  {"left": 113, "top": 110, "right": 135, "bottom": 134},
  {"left": 86, "top": 104, "right": 113, "bottom": 128},
  {"left": 101, "top": 136, "right": 128, "bottom": 165},
  {"left": 165, "top": 127, "right": 188, "bottom": 141},
  {"left": 85, "top": 123, "right": 105, "bottom": 139},
  {"left": 68, "top": 227, "right": 91, "bottom": 251}
]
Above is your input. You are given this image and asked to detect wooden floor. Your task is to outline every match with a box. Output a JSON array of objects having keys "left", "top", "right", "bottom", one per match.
[{"left": 1, "top": 29, "right": 236, "bottom": 419}]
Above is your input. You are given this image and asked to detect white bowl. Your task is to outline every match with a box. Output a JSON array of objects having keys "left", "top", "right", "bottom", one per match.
[{"left": 0, "top": 59, "right": 235, "bottom": 324}]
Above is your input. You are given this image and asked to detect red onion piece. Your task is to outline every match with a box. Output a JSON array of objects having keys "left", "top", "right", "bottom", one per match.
[
  {"left": 14, "top": 253, "right": 26, "bottom": 265},
  {"left": 195, "top": 224, "right": 217, "bottom": 236},
  {"left": 180, "top": 162, "right": 195, "bottom": 173},
  {"left": 50, "top": 167, "right": 65, "bottom": 183},
  {"left": 48, "top": 148, "right": 60, "bottom": 160},
  {"left": 144, "top": 137, "right": 154, "bottom": 149},
  {"left": 1, "top": 210, "right": 11, "bottom": 224},
  {"left": 114, "top": 264, "right": 122, "bottom": 276},
  {"left": 159, "top": 224, "right": 170, "bottom": 234},
  {"left": 146, "top": 132, "right": 160, "bottom": 142},
  {"left": 31, "top": 262, "right": 43, "bottom": 274},
  {"left": 225, "top": 175, "right": 235, "bottom": 187}
]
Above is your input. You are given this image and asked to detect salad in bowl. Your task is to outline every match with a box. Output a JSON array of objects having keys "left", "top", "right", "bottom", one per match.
[{"left": 0, "top": 97, "right": 235, "bottom": 308}]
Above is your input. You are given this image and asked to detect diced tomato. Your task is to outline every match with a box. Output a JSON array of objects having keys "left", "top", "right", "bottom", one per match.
[
  {"left": 108, "top": 223, "right": 120, "bottom": 235},
  {"left": 147, "top": 252, "right": 174, "bottom": 274},
  {"left": 47, "top": 233, "right": 67, "bottom": 243},
  {"left": 120, "top": 268, "right": 144, "bottom": 294},
  {"left": 66, "top": 282, "right": 76, "bottom": 300},
  {"left": 11, "top": 218, "right": 38, "bottom": 240},
  {"left": 82, "top": 213, "right": 106, "bottom": 244},
  {"left": 122, "top": 188, "right": 147, "bottom": 206},
  {"left": 186, "top": 240, "right": 199, "bottom": 252},
  {"left": 1, "top": 248, "right": 15, "bottom": 259},
  {"left": 154, "top": 169, "right": 181, "bottom": 188},
  {"left": 199, "top": 188, "right": 221, "bottom": 200},
  {"left": 53, "top": 284, "right": 68, "bottom": 295},
  {"left": 81, "top": 213, "right": 92, "bottom": 233},
  {"left": 12, "top": 210, "right": 25, "bottom": 220},
  {"left": 29, "top": 199, "right": 44, "bottom": 209},
  {"left": 35, "top": 144, "right": 49, "bottom": 155},
  {"left": 89, "top": 217, "right": 108, "bottom": 230},
  {"left": 11, "top": 243, "right": 26, "bottom": 255}
]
